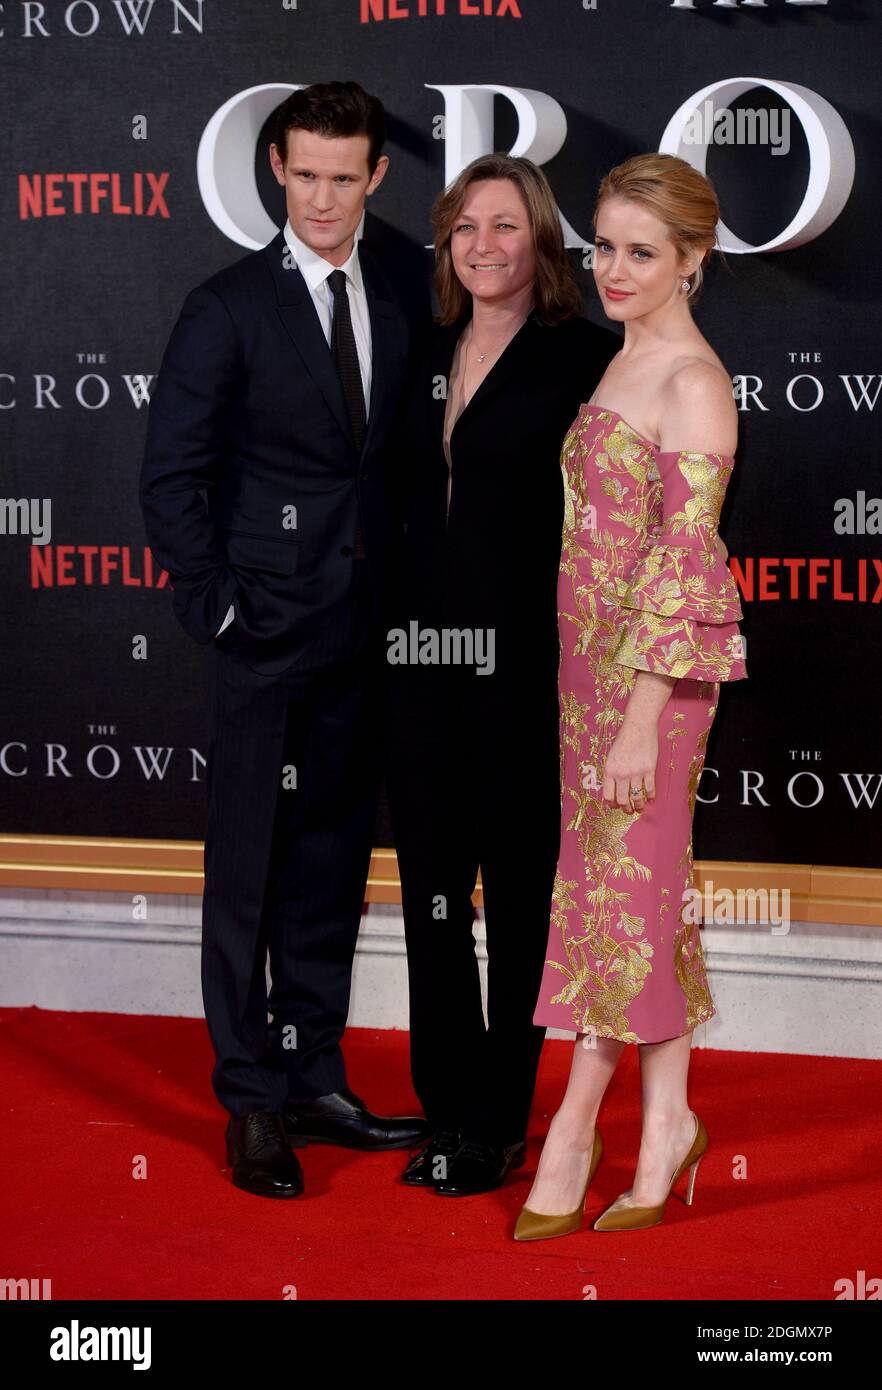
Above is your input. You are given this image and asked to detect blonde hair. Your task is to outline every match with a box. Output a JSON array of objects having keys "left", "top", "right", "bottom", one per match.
[
  {"left": 431, "top": 154, "right": 583, "bottom": 326},
  {"left": 594, "top": 153, "right": 727, "bottom": 304}
]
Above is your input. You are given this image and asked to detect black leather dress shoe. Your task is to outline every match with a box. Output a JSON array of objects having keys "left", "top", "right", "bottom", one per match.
[
  {"left": 283, "top": 1087, "right": 431, "bottom": 1151},
  {"left": 434, "top": 1137, "right": 528, "bottom": 1196},
  {"left": 225, "top": 1111, "right": 305, "bottom": 1199},
  {"left": 400, "top": 1129, "right": 463, "bottom": 1187}
]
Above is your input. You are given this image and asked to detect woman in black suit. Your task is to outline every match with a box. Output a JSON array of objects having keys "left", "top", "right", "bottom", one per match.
[{"left": 385, "top": 154, "right": 620, "bottom": 1195}]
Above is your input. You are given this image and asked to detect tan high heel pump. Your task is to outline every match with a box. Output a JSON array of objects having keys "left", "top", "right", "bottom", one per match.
[
  {"left": 513, "top": 1130, "right": 603, "bottom": 1242},
  {"left": 593, "top": 1112, "right": 708, "bottom": 1231}
]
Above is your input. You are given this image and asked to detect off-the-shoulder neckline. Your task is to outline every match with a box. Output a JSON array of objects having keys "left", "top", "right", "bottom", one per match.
[{"left": 579, "top": 403, "right": 734, "bottom": 459}]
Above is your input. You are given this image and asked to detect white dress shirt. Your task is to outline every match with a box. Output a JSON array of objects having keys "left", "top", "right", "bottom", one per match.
[
  {"left": 282, "top": 219, "right": 372, "bottom": 404},
  {"left": 216, "top": 220, "right": 372, "bottom": 636}
]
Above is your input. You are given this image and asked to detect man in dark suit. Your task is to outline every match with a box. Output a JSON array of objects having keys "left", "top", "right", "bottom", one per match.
[{"left": 140, "top": 81, "right": 432, "bottom": 1198}]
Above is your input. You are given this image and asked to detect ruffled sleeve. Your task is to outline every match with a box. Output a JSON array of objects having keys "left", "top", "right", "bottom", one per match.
[{"left": 611, "top": 449, "right": 747, "bottom": 682}]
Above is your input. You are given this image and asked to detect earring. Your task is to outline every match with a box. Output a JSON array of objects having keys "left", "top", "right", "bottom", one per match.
[{"left": 681, "top": 278, "right": 690, "bottom": 293}]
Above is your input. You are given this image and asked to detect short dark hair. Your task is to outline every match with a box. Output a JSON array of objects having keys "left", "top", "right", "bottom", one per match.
[{"left": 273, "top": 81, "right": 386, "bottom": 174}]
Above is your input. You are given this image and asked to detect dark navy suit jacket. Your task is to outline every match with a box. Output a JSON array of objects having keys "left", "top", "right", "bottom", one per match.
[{"left": 140, "top": 225, "right": 431, "bottom": 674}]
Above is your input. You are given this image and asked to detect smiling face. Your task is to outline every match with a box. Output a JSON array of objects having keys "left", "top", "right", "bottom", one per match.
[
  {"left": 269, "top": 128, "right": 389, "bottom": 267},
  {"left": 593, "top": 195, "right": 702, "bottom": 321},
  {"left": 449, "top": 178, "right": 537, "bottom": 308}
]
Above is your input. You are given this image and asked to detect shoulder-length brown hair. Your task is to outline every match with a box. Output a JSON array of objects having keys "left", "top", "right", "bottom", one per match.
[{"left": 431, "top": 154, "right": 583, "bottom": 326}]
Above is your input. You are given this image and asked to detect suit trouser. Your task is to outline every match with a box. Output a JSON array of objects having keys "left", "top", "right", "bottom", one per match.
[
  {"left": 386, "top": 669, "right": 561, "bottom": 1148},
  {"left": 201, "top": 571, "right": 381, "bottom": 1117}
]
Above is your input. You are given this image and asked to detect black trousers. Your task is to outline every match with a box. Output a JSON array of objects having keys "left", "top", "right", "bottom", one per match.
[
  {"left": 201, "top": 567, "right": 381, "bottom": 1117},
  {"left": 386, "top": 668, "right": 561, "bottom": 1149}
]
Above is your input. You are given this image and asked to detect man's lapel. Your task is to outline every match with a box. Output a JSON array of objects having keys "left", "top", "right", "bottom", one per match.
[
  {"left": 264, "top": 228, "right": 357, "bottom": 452},
  {"left": 264, "top": 229, "right": 409, "bottom": 461},
  {"left": 359, "top": 244, "right": 408, "bottom": 461}
]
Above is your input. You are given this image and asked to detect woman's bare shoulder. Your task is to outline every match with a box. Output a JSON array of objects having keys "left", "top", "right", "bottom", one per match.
[{"left": 656, "top": 356, "right": 737, "bottom": 455}]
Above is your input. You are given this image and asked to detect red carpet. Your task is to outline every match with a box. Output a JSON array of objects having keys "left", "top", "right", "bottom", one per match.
[{"left": 1, "top": 1005, "right": 879, "bottom": 1301}]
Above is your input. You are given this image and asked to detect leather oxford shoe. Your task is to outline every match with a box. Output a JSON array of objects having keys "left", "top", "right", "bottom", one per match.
[
  {"left": 283, "top": 1086, "right": 431, "bottom": 1151},
  {"left": 434, "top": 1137, "right": 527, "bottom": 1196},
  {"left": 400, "top": 1129, "right": 463, "bottom": 1186},
  {"left": 225, "top": 1111, "right": 304, "bottom": 1199}
]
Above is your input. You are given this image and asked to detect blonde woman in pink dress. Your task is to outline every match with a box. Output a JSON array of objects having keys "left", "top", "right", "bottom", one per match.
[{"left": 515, "top": 154, "right": 747, "bottom": 1241}]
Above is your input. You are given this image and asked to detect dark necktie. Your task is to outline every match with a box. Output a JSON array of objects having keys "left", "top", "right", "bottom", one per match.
[{"left": 328, "top": 268, "right": 366, "bottom": 559}]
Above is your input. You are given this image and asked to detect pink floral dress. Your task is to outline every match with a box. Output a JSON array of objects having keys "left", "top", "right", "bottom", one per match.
[{"left": 532, "top": 405, "right": 747, "bottom": 1044}]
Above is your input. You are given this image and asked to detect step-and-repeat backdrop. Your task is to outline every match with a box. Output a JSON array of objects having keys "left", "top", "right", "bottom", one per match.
[{"left": 0, "top": 0, "right": 878, "bottom": 867}]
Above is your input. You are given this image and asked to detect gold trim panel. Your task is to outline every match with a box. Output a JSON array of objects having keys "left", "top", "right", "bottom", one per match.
[{"left": 0, "top": 835, "right": 879, "bottom": 924}]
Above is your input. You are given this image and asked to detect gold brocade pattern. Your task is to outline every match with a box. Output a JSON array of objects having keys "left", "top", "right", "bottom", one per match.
[{"left": 533, "top": 405, "right": 748, "bottom": 1043}]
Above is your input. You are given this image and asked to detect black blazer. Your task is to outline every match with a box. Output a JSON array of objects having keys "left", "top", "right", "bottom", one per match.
[
  {"left": 140, "top": 226, "right": 431, "bottom": 675},
  {"left": 390, "top": 309, "right": 620, "bottom": 697}
]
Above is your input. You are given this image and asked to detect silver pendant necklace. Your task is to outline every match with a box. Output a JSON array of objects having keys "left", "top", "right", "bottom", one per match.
[{"left": 469, "top": 315, "right": 527, "bottom": 366}]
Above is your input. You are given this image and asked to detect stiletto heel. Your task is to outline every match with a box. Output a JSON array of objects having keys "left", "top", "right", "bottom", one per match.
[
  {"left": 593, "top": 1112, "right": 708, "bottom": 1232},
  {"left": 685, "top": 1151, "right": 703, "bottom": 1206},
  {"left": 513, "top": 1130, "right": 603, "bottom": 1242}
]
